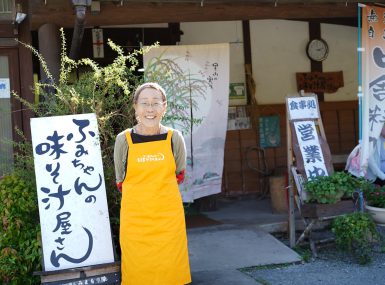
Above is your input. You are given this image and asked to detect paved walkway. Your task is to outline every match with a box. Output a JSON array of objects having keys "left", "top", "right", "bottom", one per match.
[{"left": 187, "top": 199, "right": 301, "bottom": 284}]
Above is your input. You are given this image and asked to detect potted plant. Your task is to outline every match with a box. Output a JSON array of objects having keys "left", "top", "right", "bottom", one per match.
[
  {"left": 303, "top": 171, "right": 358, "bottom": 204},
  {"left": 359, "top": 179, "right": 385, "bottom": 224},
  {"left": 301, "top": 172, "right": 358, "bottom": 218}
]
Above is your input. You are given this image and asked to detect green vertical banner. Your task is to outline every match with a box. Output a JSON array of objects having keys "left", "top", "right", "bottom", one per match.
[{"left": 259, "top": 115, "right": 280, "bottom": 148}]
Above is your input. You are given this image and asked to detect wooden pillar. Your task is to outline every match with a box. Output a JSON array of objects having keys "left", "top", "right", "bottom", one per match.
[
  {"left": 242, "top": 20, "right": 252, "bottom": 105},
  {"left": 38, "top": 23, "right": 61, "bottom": 84},
  {"left": 308, "top": 22, "right": 324, "bottom": 101},
  {"left": 168, "top": 23, "right": 181, "bottom": 44},
  {"left": 17, "top": 0, "right": 34, "bottom": 140}
]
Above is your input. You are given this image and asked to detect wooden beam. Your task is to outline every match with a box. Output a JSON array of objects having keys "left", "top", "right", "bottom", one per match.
[
  {"left": 0, "top": 22, "right": 15, "bottom": 37},
  {"left": 242, "top": 20, "right": 251, "bottom": 104},
  {"left": 29, "top": 1, "right": 357, "bottom": 30},
  {"left": 308, "top": 22, "right": 324, "bottom": 101},
  {"left": 17, "top": 0, "right": 35, "bottom": 140}
]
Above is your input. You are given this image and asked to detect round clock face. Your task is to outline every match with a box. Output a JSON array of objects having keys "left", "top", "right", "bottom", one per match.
[{"left": 306, "top": 39, "right": 329, "bottom": 62}]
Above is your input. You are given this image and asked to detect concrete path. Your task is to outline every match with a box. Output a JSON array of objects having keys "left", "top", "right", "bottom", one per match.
[
  {"left": 191, "top": 269, "right": 257, "bottom": 285},
  {"left": 187, "top": 224, "right": 301, "bottom": 284}
]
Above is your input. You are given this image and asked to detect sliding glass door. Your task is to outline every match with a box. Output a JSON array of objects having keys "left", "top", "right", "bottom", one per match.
[{"left": 0, "top": 49, "right": 20, "bottom": 176}]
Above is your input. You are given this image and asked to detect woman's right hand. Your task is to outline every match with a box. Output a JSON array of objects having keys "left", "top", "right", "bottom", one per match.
[{"left": 116, "top": 182, "right": 123, "bottom": 192}]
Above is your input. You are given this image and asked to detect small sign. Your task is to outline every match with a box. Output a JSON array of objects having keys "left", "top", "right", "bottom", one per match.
[
  {"left": 229, "top": 83, "right": 246, "bottom": 99},
  {"left": 227, "top": 106, "right": 251, "bottom": 130},
  {"left": 92, "top": 29, "right": 104, "bottom": 58},
  {"left": 293, "top": 120, "right": 328, "bottom": 180},
  {"left": 287, "top": 96, "right": 319, "bottom": 120},
  {"left": 31, "top": 113, "right": 114, "bottom": 271},
  {"left": 41, "top": 272, "right": 120, "bottom": 285},
  {"left": 0, "top": 78, "right": 10, "bottom": 98},
  {"left": 259, "top": 116, "right": 280, "bottom": 148},
  {"left": 296, "top": 71, "right": 344, "bottom": 93}
]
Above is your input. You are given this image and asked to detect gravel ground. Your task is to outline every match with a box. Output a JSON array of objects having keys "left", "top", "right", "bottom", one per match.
[{"left": 242, "top": 226, "right": 385, "bottom": 285}]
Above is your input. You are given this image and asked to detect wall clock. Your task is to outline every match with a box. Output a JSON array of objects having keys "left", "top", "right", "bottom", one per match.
[{"left": 306, "top": 38, "right": 329, "bottom": 62}]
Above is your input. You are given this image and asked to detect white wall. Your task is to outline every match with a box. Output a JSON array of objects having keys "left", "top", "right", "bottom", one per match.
[
  {"left": 250, "top": 19, "right": 309, "bottom": 104},
  {"left": 322, "top": 23, "right": 358, "bottom": 102},
  {"left": 180, "top": 20, "right": 358, "bottom": 105}
]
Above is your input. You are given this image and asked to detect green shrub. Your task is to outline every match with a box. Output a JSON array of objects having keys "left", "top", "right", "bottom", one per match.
[
  {"left": 304, "top": 171, "right": 359, "bottom": 204},
  {"left": 13, "top": 29, "right": 151, "bottom": 260},
  {"left": 5, "top": 28, "right": 198, "bottom": 281},
  {"left": 332, "top": 212, "right": 380, "bottom": 264},
  {"left": 0, "top": 174, "right": 41, "bottom": 284}
]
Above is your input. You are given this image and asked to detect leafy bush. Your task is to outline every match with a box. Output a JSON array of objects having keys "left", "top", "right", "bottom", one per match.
[
  {"left": 5, "top": 28, "right": 197, "bottom": 282},
  {"left": 304, "top": 171, "right": 359, "bottom": 204},
  {"left": 0, "top": 173, "right": 41, "bottom": 284},
  {"left": 0, "top": 28, "right": 155, "bottom": 282},
  {"left": 12, "top": 28, "right": 156, "bottom": 257},
  {"left": 332, "top": 212, "right": 380, "bottom": 264}
]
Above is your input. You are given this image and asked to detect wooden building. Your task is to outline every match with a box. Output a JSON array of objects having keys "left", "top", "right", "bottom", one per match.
[{"left": 0, "top": 0, "right": 369, "bottom": 196}]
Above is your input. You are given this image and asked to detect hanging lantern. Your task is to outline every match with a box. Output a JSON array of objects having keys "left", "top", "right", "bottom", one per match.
[{"left": 92, "top": 28, "right": 104, "bottom": 58}]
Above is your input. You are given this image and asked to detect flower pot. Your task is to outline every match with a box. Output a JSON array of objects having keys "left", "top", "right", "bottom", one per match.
[
  {"left": 302, "top": 199, "right": 355, "bottom": 218},
  {"left": 365, "top": 204, "right": 385, "bottom": 225}
]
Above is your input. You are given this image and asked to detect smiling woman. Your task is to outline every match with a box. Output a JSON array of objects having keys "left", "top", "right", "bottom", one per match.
[
  {"left": 113, "top": 82, "right": 191, "bottom": 285},
  {"left": 133, "top": 86, "right": 167, "bottom": 135}
]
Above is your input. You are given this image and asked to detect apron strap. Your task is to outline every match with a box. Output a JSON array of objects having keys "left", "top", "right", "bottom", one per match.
[
  {"left": 166, "top": 129, "right": 173, "bottom": 142},
  {"left": 125, "top": 129, "right": 134, "bottom": 147}
]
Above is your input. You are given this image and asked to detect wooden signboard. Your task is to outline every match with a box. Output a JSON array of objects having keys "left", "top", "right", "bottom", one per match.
[
  {"left": 286, "top": 94, "right": 329, "bottom": 247},
  {"left": 296, "top": 71, "right": 344, "bottom": 93}
]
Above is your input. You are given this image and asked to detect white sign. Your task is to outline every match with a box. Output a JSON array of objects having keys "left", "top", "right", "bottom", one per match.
[
  {"left": 294, "top": 120, "right": 328, "bottom": 180},
  {"left": 144, "top": 44, "right": 230, "bottom": 202},
  {"left": 92, "top": 28, "right": 104, "bottom": 58},
  {"left": 31, "top": 113, "right": 114, "bottom": 271},
  {"left": 0, "top": 78, "right": 10, "bottom": 98},
  {"left": 360, "top": 5, "right": 385, "bottom": 174},
  {"left": 287, "top": 96, "right": 319, "bottom": 120}
]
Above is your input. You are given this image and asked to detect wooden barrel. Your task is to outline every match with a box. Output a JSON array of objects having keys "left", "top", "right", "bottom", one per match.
[{"left": 269, "top": 176, "right": 288, "bottom": 214}]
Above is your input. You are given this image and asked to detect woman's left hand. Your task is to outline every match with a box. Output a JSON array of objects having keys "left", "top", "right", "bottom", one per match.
[{"left": 176, "top": 170, "right": 185, "bottom": 184}]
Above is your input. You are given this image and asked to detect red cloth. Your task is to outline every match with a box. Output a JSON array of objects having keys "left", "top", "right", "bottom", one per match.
[
  {"left": 176, "top": 169, "right": 185, "bottom": 184},
  {"left": 116, "top": 181, "right": 123, "bottom": 193}
]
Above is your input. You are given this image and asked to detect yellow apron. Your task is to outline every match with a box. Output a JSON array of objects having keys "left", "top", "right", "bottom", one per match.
[{"left": 120, "top": 130, "right": 191, "bottom": 285}]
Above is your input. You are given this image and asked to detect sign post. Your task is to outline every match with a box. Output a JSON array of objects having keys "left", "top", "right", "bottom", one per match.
[{"left": 286, "top": 94, "right": 331, "bottom": 247}]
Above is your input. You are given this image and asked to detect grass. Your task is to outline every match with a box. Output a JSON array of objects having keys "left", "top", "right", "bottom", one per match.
[
  {"left": 239, "top": 263, "right": 294, "bottom": 285},
  {"left": 293, "top": 245, "right": 312, "bottom": 262}
]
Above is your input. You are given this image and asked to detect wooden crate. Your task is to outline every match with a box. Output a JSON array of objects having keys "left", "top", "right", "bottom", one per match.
[{"left": 301, "top": 199, "right": 355, "bottom": 218}]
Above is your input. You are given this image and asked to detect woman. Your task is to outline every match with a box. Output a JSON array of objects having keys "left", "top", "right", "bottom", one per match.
[{"left": 114, "top": 82, "right": 191, "bottom": 285}]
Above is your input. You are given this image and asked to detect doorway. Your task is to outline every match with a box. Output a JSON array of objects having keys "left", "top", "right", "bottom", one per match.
[{"left": 0, "top": 48, "right": 22, "bottom": 176}]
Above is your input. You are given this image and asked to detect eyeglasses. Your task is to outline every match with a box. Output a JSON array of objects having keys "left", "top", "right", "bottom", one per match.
[{"left": 137, "top": 101, "right": 166, "bottom": 109}]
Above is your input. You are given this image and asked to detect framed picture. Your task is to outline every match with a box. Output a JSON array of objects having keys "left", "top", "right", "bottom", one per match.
[
  {"left": 259, "top": 115, "right": 281, "bottom": 148},
  {"left": 227, "top": 106, "right": 251, "bottom": 130},
  {"left": 229, "top": 83, "right": 246, "bottom": 99}
]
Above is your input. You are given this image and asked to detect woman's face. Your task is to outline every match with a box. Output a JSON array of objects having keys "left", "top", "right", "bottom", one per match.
[{"left": 134, "top": 87, "right": 166, "bottom": 129}]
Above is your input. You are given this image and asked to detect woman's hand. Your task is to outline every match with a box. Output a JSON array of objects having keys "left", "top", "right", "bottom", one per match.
[
  {"left": 176, "top": 170, "right": 185, "bottom": 184},
  {"left": 116, "top": 182, "right": 123, "bottom": 192}
]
